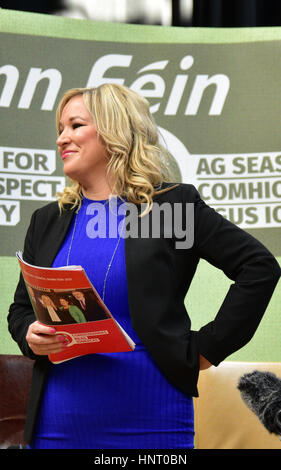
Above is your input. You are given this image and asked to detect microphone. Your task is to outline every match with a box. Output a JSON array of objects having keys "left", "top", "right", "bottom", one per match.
[{"left": 237, "top": 370, "right": 281, "bottom": 436}]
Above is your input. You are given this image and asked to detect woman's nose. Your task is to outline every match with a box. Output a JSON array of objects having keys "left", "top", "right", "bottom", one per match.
[{"left": 56, "top": 128, "right": 71, "bottom": 146}]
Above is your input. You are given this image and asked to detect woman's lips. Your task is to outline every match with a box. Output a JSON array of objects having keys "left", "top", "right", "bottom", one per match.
[{"left": 62, "top": 150, "right": 76, "bottom": 160}]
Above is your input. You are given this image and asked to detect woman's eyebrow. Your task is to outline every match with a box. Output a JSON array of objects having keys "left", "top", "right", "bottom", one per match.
[
  {"left": 59, "top": 115, "right": 88, "bottom": 126},
  {"left": 69, "top": 116, "right": 87, "bottom": 122}
]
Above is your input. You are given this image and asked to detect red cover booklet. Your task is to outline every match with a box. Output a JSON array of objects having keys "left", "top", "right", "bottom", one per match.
[{"left": 16, "top": 251, "right": 135, "bottom": 363}]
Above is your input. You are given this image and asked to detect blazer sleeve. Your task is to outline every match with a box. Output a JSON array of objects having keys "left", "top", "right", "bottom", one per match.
[
  {"left": 8, "top": 209, "right": 40, "bottom": 360},
  {"left": 186, "top": 185, "right": 281, "bottom": 366}
]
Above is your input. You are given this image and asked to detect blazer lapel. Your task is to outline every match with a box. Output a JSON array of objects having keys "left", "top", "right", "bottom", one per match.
[{"left": 37, "top": 208, "right": 74, "bottom": 268}]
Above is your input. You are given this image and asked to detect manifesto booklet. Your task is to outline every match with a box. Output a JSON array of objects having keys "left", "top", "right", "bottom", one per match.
[{"left": 16, "top": 251, "right": 135, "bottom": 363}]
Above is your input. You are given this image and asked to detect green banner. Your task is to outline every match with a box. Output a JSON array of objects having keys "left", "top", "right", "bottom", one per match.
[{"left": 0, "top": 9, "right": 280, "bottom": 359}]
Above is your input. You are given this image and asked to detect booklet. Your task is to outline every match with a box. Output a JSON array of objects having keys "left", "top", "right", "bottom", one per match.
[{"left": 16, "top": 251, "right": 135, "bottom": 363}]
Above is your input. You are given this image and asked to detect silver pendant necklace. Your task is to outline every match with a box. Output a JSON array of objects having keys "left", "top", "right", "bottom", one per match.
[{"left": 66, "top": 199, "right": 125, "bottom": 303}]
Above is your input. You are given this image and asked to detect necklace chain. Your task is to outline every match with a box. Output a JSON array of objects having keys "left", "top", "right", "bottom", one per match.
[
  {"left": 66, "top": 199, "right": 125, "bottom": 303},
  {"left": 102, "top": 216, "right": 125, "bottom": 302},
  {"left": 66, "top": 209, "right": 79, "bottom": 268}
]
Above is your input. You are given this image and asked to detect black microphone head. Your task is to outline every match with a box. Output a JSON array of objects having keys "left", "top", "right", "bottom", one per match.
[{"left": 237, "top": 370, "right": 281, "bottom": 435}]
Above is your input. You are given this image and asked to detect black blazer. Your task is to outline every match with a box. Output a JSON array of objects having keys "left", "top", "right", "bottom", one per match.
[{"left": 8, "top": 183, "right": 281, "bottom": 444}]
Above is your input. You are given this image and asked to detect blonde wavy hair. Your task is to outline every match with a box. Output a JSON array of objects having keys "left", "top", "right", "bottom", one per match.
[{"left": 56, "top": 83, "right": 175, "bottom": 215}]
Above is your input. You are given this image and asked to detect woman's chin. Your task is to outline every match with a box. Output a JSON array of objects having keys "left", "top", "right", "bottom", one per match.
[{"left": 62, "top": 165, "right": 81, "bottom": 182}]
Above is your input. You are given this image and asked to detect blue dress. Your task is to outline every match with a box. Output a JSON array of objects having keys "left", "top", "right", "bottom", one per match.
[{"left": 30, "top": 196, "right": 194, "bottom": 449}]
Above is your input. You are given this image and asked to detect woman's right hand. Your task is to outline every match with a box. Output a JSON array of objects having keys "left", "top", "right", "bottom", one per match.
[{"left": 26, "top": 321, "right": 67, "bottom": 356}]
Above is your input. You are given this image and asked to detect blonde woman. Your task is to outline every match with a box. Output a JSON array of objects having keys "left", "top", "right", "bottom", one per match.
[
  {"left": 40, "top": 295, "right": 61, "bottom": 323},
  {"left": 8, "top": 84, "right": 280, "bottom": 449}
]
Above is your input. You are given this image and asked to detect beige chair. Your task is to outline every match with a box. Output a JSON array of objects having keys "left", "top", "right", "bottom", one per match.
[
  {"left": 1, "top": 355, "right": 281, "bottom": 449},
  {"left": 194, "top": 361, "right": 281, "bottom": 449}
]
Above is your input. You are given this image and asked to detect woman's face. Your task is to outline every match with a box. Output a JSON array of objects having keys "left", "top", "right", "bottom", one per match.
[
  {"left": 59, "top": 298, "right": 68, "bottom": 308},
  {"left": 56, "top": 95, "right": 108, "bottom": 187},
  {"left": 41, "top": 295, "right": 52, "bottom": 306}
]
